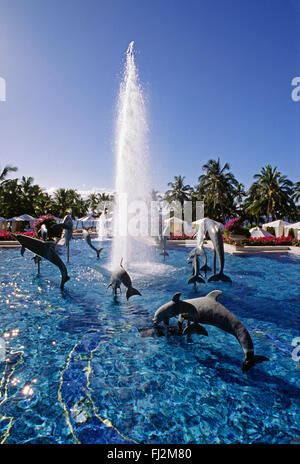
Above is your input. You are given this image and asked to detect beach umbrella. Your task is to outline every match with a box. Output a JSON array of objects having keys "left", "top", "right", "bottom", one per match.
[
  {"left": 9, "top": 214, "right": 36, "bottom": 221},
  {"left": 163, "top": 216, "right": 189, "bottom": 235},
  {"left": 262, "top": 220, "right": 290, "bottom": 237},
  {"left": 283, "top": 221, "right": 300, "bottom": 238},
  {"left": 192, "top": 218, "right": 224, "bottom": 229},
  {"left": 250, "top": 227, "right": 274, "bottom": 238}
]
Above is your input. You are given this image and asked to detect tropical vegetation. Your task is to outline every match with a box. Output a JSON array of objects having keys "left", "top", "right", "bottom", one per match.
[
  {"left": 0, "top": 159, "right": 299, "bottom": 229},
  {"left": 0, "top": 165, "right": 114, "bottom": 220}
]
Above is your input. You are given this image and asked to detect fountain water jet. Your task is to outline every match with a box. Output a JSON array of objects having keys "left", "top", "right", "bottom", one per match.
[{"left": 111, "top": 42, "right": 152, "bottom": 269}]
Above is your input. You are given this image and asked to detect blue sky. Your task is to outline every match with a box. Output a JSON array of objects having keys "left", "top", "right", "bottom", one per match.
[{"left": 0, "top": 0, "right": 299, "bottom": 194}]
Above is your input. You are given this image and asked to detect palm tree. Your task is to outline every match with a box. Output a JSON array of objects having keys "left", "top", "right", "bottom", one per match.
[
  {"left": 197, "top": 158, "right": 239, "bottom": 223},
  {"left": 293, "top": 181, "right": 300, "bottom": 204},
  {"left": 164, "top": 176, "right": 193, "bottom": 233},
  {"left": 0, "top": 164, "right": 18, "bottom": 185},
  {"left": 87, "top": 193, "right": 99, "bottom": 216},
  {"left": 164, "top": 175, "right": 192, "bottom": 209},
  {"left": 97, "top": 192, "right": 114, "bottom": 215},
  {"left": 250, "top": 165, "right": 294, "bottom": 222},
  {"left": 33, "top": 191, "right": 54, "bottom": 217},
  {"left": 0, "top": 179, "right": 22, "bottom": 218},
  {"left": 52, "top": 188, "right": 83, "bottom": 218},
  {"left": 150, "top": 189, "right": 161, "bottom": 202}
]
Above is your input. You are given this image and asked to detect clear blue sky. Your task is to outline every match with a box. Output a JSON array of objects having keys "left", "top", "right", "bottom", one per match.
[{"left": 0, "top": 0, "right": 299, "bottom": 194}]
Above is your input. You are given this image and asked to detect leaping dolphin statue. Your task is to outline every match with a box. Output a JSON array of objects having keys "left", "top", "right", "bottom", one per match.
[
  {"left": 12, "top": 234, "right": 70, "bottom": 290},
  {"left": 82, "top": 229, "right": 103, "bottom": 258},
  {"left": 187, "top": 254, "right": 205, "bottom": 286},
  {"left": 159, "top": 236, "right": 169, "bottom": 259},
  {"left": 196, "top": 218, "right": 231, "bottom": 282},
  {"left": 107, "top": 258, "right": 142, "bottom": 300},
  {"left": 153, "top": 291, "right": 268, "bottom": 372},
  {"left": 187, "top": 245, "right": 211, "bottom": 277},
  {"left": 62, "top": 215, "right": 73, "bottom": 245},
  {"left": 40, "top": 224, "right": 48, "bottom": 241}
]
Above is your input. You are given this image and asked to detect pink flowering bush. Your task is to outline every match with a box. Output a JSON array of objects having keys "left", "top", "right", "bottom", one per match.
[
  {"left": 33, "top": 214, "right": 56, "bottom": 229},
  {"left": 223, "top": 234, "right": 299, "bottom": 247},
  {"left": 0, "top": 231, "right": 12, "bottom": 240},
  {"left": 33, "top": 214, "right": 58, "bottom": 240},
  {"left": 0, "top": 230, "right": 37, "bottom": 241},
  {"left": 224, "top": 218, "right": 250, "bottom": 238},
  {"left": 224, "top": 218, "right": 239, "bottom": 232}
]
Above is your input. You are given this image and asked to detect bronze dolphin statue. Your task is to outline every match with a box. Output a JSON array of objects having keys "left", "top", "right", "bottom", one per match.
[
  {"left": 12, "top": 234, "right": 70, "bottom": 290},
  {"left": 153, "top": 290, "right": 268, "bottom": 372}
]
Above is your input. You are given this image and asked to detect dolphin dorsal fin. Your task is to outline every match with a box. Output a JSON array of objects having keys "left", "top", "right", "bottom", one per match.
[
  {"left": 172, "top": 292, "right": 181, "bottom": 302},
  {"left": 206, "top": 290, "right": 222, "bottom": 300}
]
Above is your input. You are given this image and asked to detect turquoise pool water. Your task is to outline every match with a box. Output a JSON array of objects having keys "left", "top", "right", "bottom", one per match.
[{"left": 0, "top": 240, "right": 299, "bottom": 444}]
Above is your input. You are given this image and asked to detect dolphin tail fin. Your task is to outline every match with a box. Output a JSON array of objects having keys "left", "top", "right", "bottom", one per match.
[
  {"left": 107, "top": 283, "right": 112, "bottom": 290},
  {"left": 208, "top": 272, "right": 232, "bottom": 282},
  {"left": 126, "top": 286, "right": 141, "bottom": 300},
  {"left": 188, "top": 275, "right": 205, "bottom": 285},
  {"left": 183, "top": 323, "right": 208, "bottom": 336},
  {"left": 60, "top": 275, "right": 70, "bottom": 290},
  {"left": 242, "top": 354, "right": 269, "bottom": 373},
  {"left": 159, "top": 250, "right": 169, "bottom": 257},
  {"left": 96, "top": 248, "right": 103, "bottom": 258}
]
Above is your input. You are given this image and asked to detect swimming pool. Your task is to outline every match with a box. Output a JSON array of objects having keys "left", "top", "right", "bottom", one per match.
[{"left": 0, "top": 240, "right": 299, "bottom": 444}]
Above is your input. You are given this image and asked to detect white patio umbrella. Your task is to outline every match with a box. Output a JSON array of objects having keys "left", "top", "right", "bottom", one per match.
[
  {"left": 192, "top": 218, "right": 224, "bottom": 229},
  {"left": 262, "top": 220, "right": 290, "bottom": 237},
  {"left": 250, "top": 227, "right": 274, "bottom": 238},
  {"left": 283, "top": 221, "right": 300, "bottom": 238},
  {"left": 9, "top": 214, "right": 36, "bottom": 221},
  {"left": 163, "top": 216, "right": 189, "bottom": 235}
]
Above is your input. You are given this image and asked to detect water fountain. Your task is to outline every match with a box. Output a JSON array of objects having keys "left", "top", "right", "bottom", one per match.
[{"left": 111, "top": 41, "right": 152, "bottom": 269}]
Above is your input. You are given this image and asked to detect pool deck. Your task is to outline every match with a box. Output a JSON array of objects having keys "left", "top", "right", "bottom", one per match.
[
  {"left": 167, "top": 239, "right": 300, "bottom": 256},
  {"left": 1, "top": 237, "right": 299, "bottom": 256}
]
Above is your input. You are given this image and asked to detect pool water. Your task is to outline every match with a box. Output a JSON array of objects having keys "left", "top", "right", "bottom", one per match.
[{"left": 0, "top": 240, "right": 299, "bottom": 444}]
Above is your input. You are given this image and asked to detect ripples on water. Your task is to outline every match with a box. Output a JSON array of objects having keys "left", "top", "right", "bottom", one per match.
[{"left": 0, "top": 240, "right": 299, "bottom": 443}]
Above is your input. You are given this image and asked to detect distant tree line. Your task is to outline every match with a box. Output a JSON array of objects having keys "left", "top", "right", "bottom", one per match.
[
  {"left": 156, "top": 158, "right": 299, "bottom": 225},
  {"left": 0, "top": 164, "right": 113, "bottom": 219},
  {"left": 0, "top": 159, "right": 299, "bottom": 224}
]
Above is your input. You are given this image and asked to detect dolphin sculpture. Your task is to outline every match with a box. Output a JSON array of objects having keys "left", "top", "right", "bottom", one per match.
[
  {"left": 196, "top": 218, "right": 231, "bottom": 282},
  {"left": 62, "top": 215, "right": 73, "bottom": 245},
  {"left": 82, "top": 229, "right": 103, "bottom": 258},
  {"left": 62, "top": 215, "right": 73, "bottom": 263},
  {"left": 31, "top": 254, "right": 42, "bottom": 275},
  {"left": 187, "top": 245, "right": 211, "bottom": 277},
  {"left": 153, "top": 291, "right": 268, "bottom": 372},
  {"left": 159, "top": 236, "right": 169, "bottom": 259},
  {"left": 40, "top": 224, "right": 48, "bottom": 241},
  {"left": 187, "top": 254, "right": 205, "bottom": 286},
  {"left": 107, "top": 258, "right": 141, "bottom": 300},
  {"left": 12, "top": 234, "right": 70, "bottom": 290}
]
